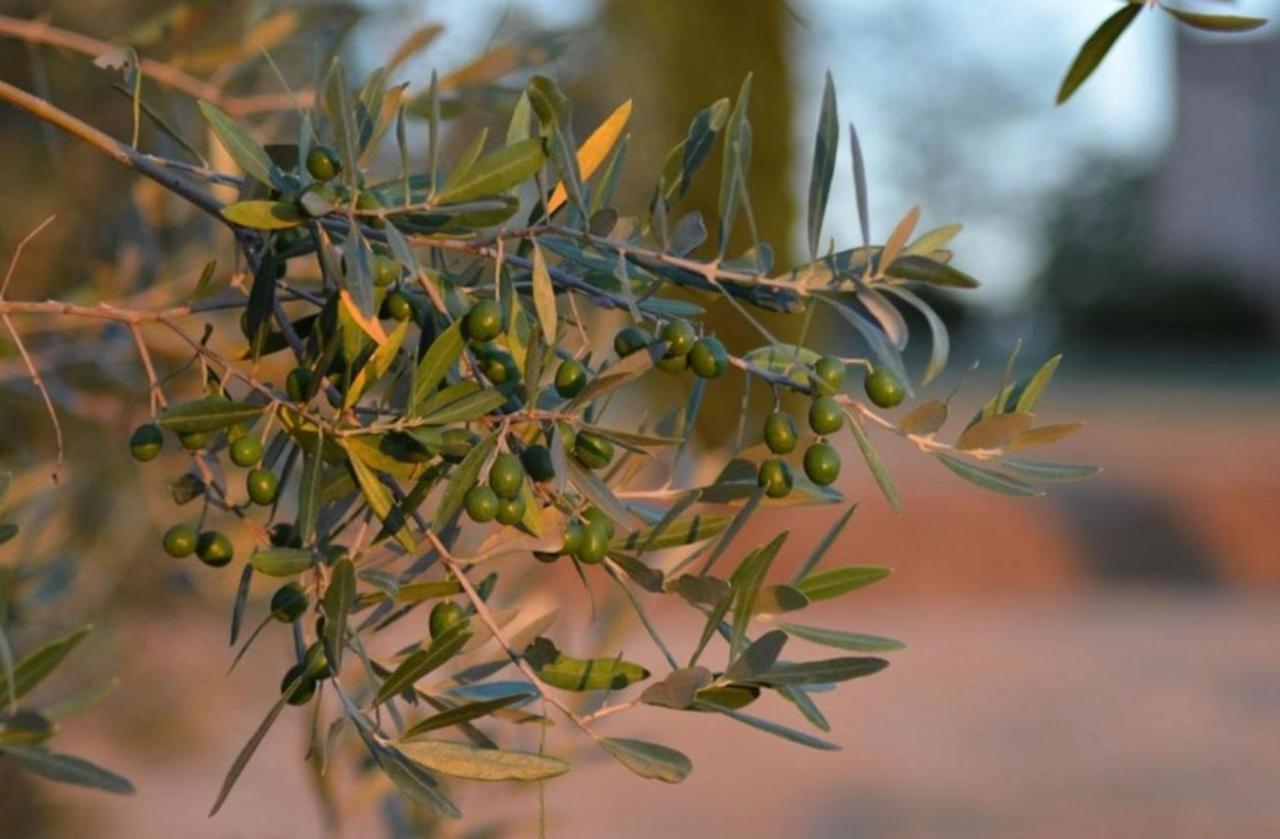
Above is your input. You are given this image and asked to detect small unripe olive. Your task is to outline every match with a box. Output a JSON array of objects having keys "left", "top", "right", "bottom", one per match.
[
  {"left": 575, "top": 520, "right": 610, "bottom": 565},
  {"left": 573, "top": 432, "right": 614, "bottom": 470},
  {"left": 488, "top": 453, "right": 525, "bottom": 499},
  {"left": 162, "top": 523, "right": 198, "bottom": 558},
  {"left": 808, "top": 396, "right": 844, "bottom": 436},
  {"left": 429, "top": 601, "right": 467, "bottom": 639},
  {"left": 659, "top": 319, "right": 697, "bottom": 357},
  {"left": 864, "top": 368, "right": 905, "bottom": 409},
  {"left": 281, "top": 664, "right": 316, "bottom": 705},
  {"left": 383, "top": 290, "right": 413, "bottom": 322},
  {"left": 613, "top": 326, "right": 650, "bottom": 358},
  {"left": 689, "top": 336, "right": 728, "bottom": 379},
  {"left": 763, "top": 412, "right": 799, "bottom": 455},
  {"left": 129, "top": 423, "right": 164, "bottom": 462},
  {"left": 229, "top": 435, "right": 263, "bottom": 468},
  {"left": 813, "top": 356, "right": 847, "bottom": 396},
  {"left": 554, "top": 359, "right": 587, "bottom": 398},
  {"left": 306, "top": 145, "right": 341, "bottom": 181},
  {"left": 495, "top": 493, "right": 526, "bottom": 527},
  {"left": 463, "top": 300, "right": 503, "bottom": 343},
  {"left": 803, "top": 442, "right": 841, "bottom": 487},
  {"left": 355, "top": 191, "right": 385, "bottom": 228},
  {"left": 757, "top": 458, "right": 794, "bottom": 499},
  {"left": 464, "top": 485, "right": 500, "bottom": 523},
  {"left": 196, "top": 531, "right": 234, "bottom": 567},
  {"left": 179, "top": 429, "right": 214, "bottom": 451},
  {"left": 521, "top": 444, "right": 555, "bottom": 483},
  {"left": 271, "top": 582, "right": 309, "bottom": 623},
  {"left": 246, "top": 468, "right": 280, "bottom": 506}
]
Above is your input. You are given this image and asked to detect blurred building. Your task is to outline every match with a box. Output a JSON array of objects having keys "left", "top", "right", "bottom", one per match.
[{"left": 1150, "top": 29, "right": 1280, "bottom": 325}]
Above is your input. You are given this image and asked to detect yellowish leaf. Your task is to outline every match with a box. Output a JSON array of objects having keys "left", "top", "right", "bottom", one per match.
[
  {"left": 339, "top": 289, "right": 388, "bottom": 346},
  {"left": 546, "top": 99, "right": 632, "bottom": 213}
]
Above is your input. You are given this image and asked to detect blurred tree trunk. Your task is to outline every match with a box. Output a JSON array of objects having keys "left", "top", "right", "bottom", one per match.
[{"left": 591, "top": 0, "right": 798, "bottom": 448}]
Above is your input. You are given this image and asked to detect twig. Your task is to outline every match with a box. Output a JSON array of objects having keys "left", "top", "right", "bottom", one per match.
[{"left": 1, "top": 215, "right": 64, "bottom": 482}]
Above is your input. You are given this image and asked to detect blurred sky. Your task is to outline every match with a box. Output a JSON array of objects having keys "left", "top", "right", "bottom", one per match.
[{"left": 357, "top": 0, "right": 1276, "bottom": 311}]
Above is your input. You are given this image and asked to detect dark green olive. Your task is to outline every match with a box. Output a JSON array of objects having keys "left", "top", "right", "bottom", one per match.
[
  {"left": 196, "top": 531, "right": 234, "bottom": 567},
  {"left": 372, "top": 254, "right": 400, "bottom": 287},
  {"left": 281, "top": 664, "right": 316, "bottom": 705},
  {"left": 575, "top": 520, "right": 610, "bottom": 565},
  {"left": 656, "top": 352, "right": 688, "bottom": 374},
  {"left": 303, "top": 641, "right": 332, "bottom": 679},
  {"left": 271, "top": 582, "right": 309, "bottom": 623},
  {"left": 554, "top": 359, "right": 587, "bottom": 398},
  {"left": 129, "top": 423, "right": 164, "bottom": 462},
  {"left": 561, "top": 520, "right": 585, "bottom": 555},
  {"left": 613, "top": 326, "right": 650, "bottom": 358},
  {"left": 286, "top": 367, "right": 313, "bottom": 402},
  {"left": 521, "top": 444, "right": 555, "bottom": 483},
  {"left": 355, "top": 191, "right": 385, "bottom": 228},
  {"left": 270, "top": 522, "right": 302, "bottom": 548},
  {"left": 383, "top": 290, "right": 413, "bottom": 322},
  {"left": 179, "top": 429, "right": 214, "bottom": 451}
]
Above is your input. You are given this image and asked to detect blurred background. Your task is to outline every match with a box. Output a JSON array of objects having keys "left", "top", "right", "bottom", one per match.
[{"left": 1, "top": 0, "right": 1278, "bottom": 837}]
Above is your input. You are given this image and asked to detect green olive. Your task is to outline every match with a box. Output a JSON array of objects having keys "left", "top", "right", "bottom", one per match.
[
  {"left": 689, "top": 336, "right": 728, "bottom": 379},
  {"left": 813, "top": 356, "right": 847, "bottom": 396},
  {"left": 803, "top": 442, "right": 841, "bottom": 487},
  {"left": 521, "top": 444, "right": 555, "bottom": 483},
  {"left": 659, "top": 319, "right": 697, "bottom": 357},
  {"left": 196, "top": 530, "right": 234, "bottom": 567},
  {"left": 305, "top": 145, "right": 341, "bottom": 182},
  {"left": 129, "top": 423, "right": 164, "bottom": 462},
  {"left": 383, "top": 290, "right": 413, "bottom": 322},
  {"left": 246, "top": 468, "right": 280, "bottom": 506},
  {"left": 613, "top": 326, "right": 651, "bottom": 358},
  {"left": 464, "top": 485, "right": 500, "bottom": 523},
  {"left": 763, "top": 412, "right": 799, "bottom": 455},
  {"left": 280, "top": 664, "right": 316, "bottom": 705},
  {"left": 864, "top": 368, "right": 905, "bottom": 408},
  {"left": 270, "top": 582, "right": 309, "bottom": 623},
  {"left": 355, "top": 191, "right": 385, "bottom": 228},
  {"left": 286, "top": 367, "right": 313, "bottom": 402},
  {"left": 179, "top": 429, "right": 214, "bottom": 451},
  {"left": 808, "top": 396, "right": 844, "bottom": 436},
  {"left": 229, "top": 435, "right": 263, "bottom": 468},
  {"left": 572, "top": 431, "right": 615, "bottom": 470},
  {"left": 429, "top": 601, "right": 467, "bottom": 639},
  {"left": 554, "top": 359, "right": 588, "bottom": 398},
  {"left": 495, "top": 493, "right": 527, "bottom": 527},
  {"left": 162, "top": 523, "right": 197, "bottom": 558},
  {"left": 488, "top": 453, "right": 525, "bottom": 499},
  {"left": 757, "top": 458, "right": 794, "bottom": 499},
  {"left": 463, "top": 300, "right": 503, "bottom": 343}
]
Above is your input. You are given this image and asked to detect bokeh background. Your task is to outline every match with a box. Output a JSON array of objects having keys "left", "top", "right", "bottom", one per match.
[{"left": 1, "top": 0, "right": 1278, "bottom": 837}]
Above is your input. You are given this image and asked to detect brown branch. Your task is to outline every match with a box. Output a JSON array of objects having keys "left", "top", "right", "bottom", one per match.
[{"left": 1, "top": 215, "right": 64, "bottom": 483}]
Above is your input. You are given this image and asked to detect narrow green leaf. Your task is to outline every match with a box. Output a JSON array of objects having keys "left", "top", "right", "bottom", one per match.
[
  {"left": 522, "top": 637, "right": 648, "bottom": 692},
  {"left": 934, "top": 453, "right": 1044, "bottom": 497},
  {"left": 725, "top": 629, "right": 787, "bottom": 681},
  {"left": 792, "top": 504, "right": 856, "bottom": 582},
  {"left": 1000, "top": 458, "right": 1100, "bottom": 482},
  {"left": 807, "top": 70, "right": 839, "bottom": 260},
  {"left": 846, "top": 411, "right": 901, "bottom": 513},
  {"left": 849, "top": 118, "right": 870, "bottom": 250},
  {"left": 530, "top": 243, "right": 558, "bottom": 346},
  {"left": 197, "top": 100, "right": 275, "bottom": 187},
  {"left": 401, "top": 693, "right": 533, "bottom": 740},
  {"left": 325, "top": 58, "right": 359, "bottom": 183},
  {"left": 1014, "top": 354, "right": 1062, "bottom": 414},
  {"left": 1, "top": 745, "right": 133, "bottom": 794},
  {"left": 221, "top": 200, "right": 303, "bottom": 230},
  {"left": 778, "top": 623, "right": 905, "bottom": 653},
  {"left": 249, "top": 547, "right": 314, "bottom": 577},
  {"left": 610, "top": 513, "right": 731, "bottom": 553},
  {"left": 345, "top": 446, "right": 415, "bottom": 550},
  {"left": 209, "top": 686, "right": 293, "bottom": 814},
  {"left": 411, "top": 320, "right": 465, "bottom": 408},
  {"left": 695, "top": 701, "right": 840, "bottom": 751},
  {"left": 397, "top": 739, "right": 569, "bottom": 782},
  {"left": 296, "top": 446, "right": 323, "bottom": 545},
  {"left": 157, "top": 398, "right": 264, "bottom": 434},
  {"left": 0, "top": 625, "right": 91, "bottom": 702},
  {"left": 717, "top": 74, "right": 753, "bottom": 255},
  {"left": 598, "top": 737, "right": 691, "bottom": 784},
  {"left": 729, "top": 533, "right": 786, "bottom": 663},
  {"left": 375, "top": 621, "right": 473, "bottom": 705},
  {"left": 885, "top": 254, "right": 980, "bottom": 288},
  {"left": 883, "top": 284, "right": 949, "bottom": 385},
  {"left": 1161, "top": 6, "right": 1266, "bottom": 32},
  {"left": 752, "top": 656, "right": 888, "bottom": 686},
  {"left": 1057, "top": 4, "right": 1143, "bottom": 105},
  {"left": 323, "top": 558, "right": 356, "bottom": 670},
  {"left": 794, "top": 566, "right": 891, "bottom": 602},
  {"left": 435, "top": 138, "right": 546, "bottom": 205},
  {"left": 527, "top": 75, "right": 584, "bottom": 214}
]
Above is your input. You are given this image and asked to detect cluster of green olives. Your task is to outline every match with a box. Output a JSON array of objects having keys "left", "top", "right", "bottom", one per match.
[
  {"left": 755, "top": 356, "right": 851, "bottom": 499},
  {"left": 614, "top": 320, "right": 728, "bottom": 379},
  {"left": 535, "top": 507, "right": 615, "bottom": 566},
  {"left": 463, "top": 452, "right": 528, "bottom": 527}
]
